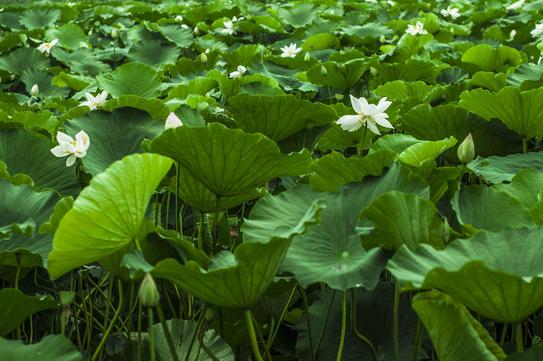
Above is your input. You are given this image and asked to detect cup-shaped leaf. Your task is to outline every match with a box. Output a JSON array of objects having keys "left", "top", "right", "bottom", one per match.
[
  {"left": 47, "top": 153, "right": 173, "bottom": 280},
  {"left": 388, "top": 227, "right": 543, "bottom": 322}
]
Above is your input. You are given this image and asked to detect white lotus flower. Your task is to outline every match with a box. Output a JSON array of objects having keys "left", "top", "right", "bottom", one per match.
[
  {"left": 440, "top": 6, "right": 460, "bottom": 19},
  {"left": 532, "top": 23, "right": 543, "bottom": 38},
  {"left": 37, "top": 39, "right": 58, "bottom": 55},
  {"left": 509, "top": 29, "right": 517, "bottom": 41},
  {"left": 165, "top": 112, "right": 183, "bottom": 129},
  {"left": 336, "top": 95, "right": 393, "bottom": 134},
  {"left": 221, "top": 20, "right": 235, "bottom": 35},
  {"left": 280, "top": 43, "right": 302, "bottom": 58},
  {"left": 405, "top": 21, "right": 428, "bottom": 36},
  {"left": 30, "top": 84, "right": 39, "bottom": 96},
  {"left": 181, "top": 24, "right": 189, "bottom": 29},
  {"left": 51, "top": 130, "right": 90, "bottom": 167},
  {"left": 229, "top": 65, "right": 247, "bottom": 79},
  {"left": 80, "top": 91, "right": 108, "bottom": 110},
  {"left": 507, "top": 0, "right": 525, "bottom": 10},
  {"left": 175, "top": 15, "right": 183, "bottom": 22},
  {"left": 232, "top": 16, "right": 244, "bottom": 22}
]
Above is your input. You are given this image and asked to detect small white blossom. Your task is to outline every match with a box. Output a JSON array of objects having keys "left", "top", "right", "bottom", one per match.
[
  {"left": 280, "top": 43, "right": 302, "bottom": 58},
  {"left": 405, "top": 21, "right": 428, "bottom": 36},
  {"left": 165, "top": 112, "right": 183, "bottom": 129},
  {"left": 507, "top": 0, "right": 525, "bottom": 10},
  {"left": 336, "top": 95, "right": 393, "bottom": 134},
  {"left": 51, "top": 131, "right": 90, "bottom": 167},
  {"left": 229, "top": 65, "right": 247, "bottom": 79},
  {"left": 440, "top": 6, "right": 461, "bottom": 19},
  {"left": 80, "top": 91, "right": 108, "bottom": 110},
  {"left": 532, "top": 23, "right": 543, "bottom": 38},
  {"left": 181, "top": 24, "right": 189, "bottom": 29},
  {"left": 232, "top": 16, "right": 244, "bottom": 22},
  {"left": 175, "top": 15, "right": 183, "bottom": 22},
  {"left": 221, "top": 20, "right": 235, "bottom": 35},
  {"left": 509, "top": 30, "right": 517, "bottom": 41},
  {"left": 30, "top": 84, "right": 39, "bottom": 96},
  {"left": 37, "top": 39, "right": 58, "bottom": 55}
]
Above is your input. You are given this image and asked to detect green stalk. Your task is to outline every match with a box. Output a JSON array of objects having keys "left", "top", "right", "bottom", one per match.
[
  {"left": 393, "top": 281, "right": 400, "bottom": 361},
  {"left": 91, "top": 280, "right": 124, "bottom": 361},
  {"left": 157, "top": 304, "right": 180, "bottom": 361},
  {"left": 313, "top": 290, "right": 336, "bottom": 361},
  {"left": 351, "top": 289, "right": 378, "bottom": 361},
  {"left": 522, "top": 137, "right": 528, "bottom": 154},
  {"left": 412, "top": 319, "right": 423, "bottom": 361},
  {"left": 185, "top": 305, "right": 206, "bottom": 361},
  {"left": 266, "top": 282, "right": 297, "bottom": 351},
  {"left": 175, "top": 162, "right": 180, "bottom": 233},
  {"left": 299, "top": 287, "right": 315, "bottom": 360},
  {"left": 149, "top": 308, "right": 156, "bottom": 361},
  {"left": 137, "top": 301, "right": 143, "bottom": 361},
  {"left": 336, "top": 291, "right": 347, "bottom": 361},
  {"left": 245, "top": 310, "right": 265, "bottom": 361},
  {"left": 516, "top": 322, "right": 524, "bottom": 353}
]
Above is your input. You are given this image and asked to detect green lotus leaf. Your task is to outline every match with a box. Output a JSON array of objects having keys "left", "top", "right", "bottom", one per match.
[
  {"left": 471, "top": 71, "right": 507, "bottom": 92},
  {"left": 101, "top": 96, "right": 170, "bottom": 120},
  {"left": 127, "top": 40, "right": 180, "bottom": 68},
  {"left": 378, "top": 59, "right": 447, "bottom": 83},
  {"left": 452, "top": 185, "right": 534, "bottom": 232},
  {"left": 370, "top": 134, "right": 456, "bottom": 167},
  {"left": 506, "top": 346, "right": 543, "bottom": 361},
  {"left": 0, "top": 288, "right": 57, "bottom": 336},
  {"left": 388, "top": 227, "right": 543, "bottom": 322},
  {"left": 47, "top": 153, "right": 173, "bottom": 280},
  {"left": 507, "top": 63, "right": 543, "bottom": 90},
  {"left": 0, "top": 334, "right": 84, "bottom": 361},
  {"left": 19, "top": 8, "right": 61, "bottom": 30},
  {"left": 307, "top": 59, "right": 368, "bottom": 89},
  {"left": 52, "top": 72, "right": 92, "bottom": 91},
  {"left": 0, "top": 47, "right": 49, "bottom": 75},
  {"left": 0, "top": 128, "right": 79, "bottom": 195},
  {"left": 152, "top": 197, "right": 323, "bottom": 308},
  {"left": 309, "top": 150, "right": 397, "bottom": 192},
  {"left": 278, "top": 3, "right": 316, "bottom": 28},
  {"left": 494, "top": 169, "right": 543, "bottom": 210},
  {"left": 297, "top": 283, "right": 417, "bottom": 361},
  {"left": 151, "top": 319, "right": 234, "bottom": 361},
  {"left": 302, "top": 33, "right": 339, "bottom": 51},
  {"left": 64, "top": 108, "right": 164, "bottom": 176},
  {"left": 467, "top": 152, "right": 543, "bottom": 183},
  {"left": 149, "top": 123, "right": 311, "bottom": 197},
  {"left": 227, "top": 94, "right": 336, "bottom": 141},
  {"left": 461, "top": 44, "right": 522, "bottom": 72},
  {"left": 459, "top": 87, "right": 543, "bottom": 139},
  {"left": 3, "top": 110, "right": 59, "bottom": 135},
  {"left": 45, "top": 24, "right": 87, "bottom": 50},
  {"left": 375, "top": 80, "right": 439, "bottom": 102},
  {"left": 52, "top": 48, "right": 110, "bottom": 77},
  {"left": 156, "top": 25, "right": 193, "bottom": 48},
  {"left": 413, "top": 291, "right": 507, "bottom": 361},
  {"left": 400, "top": 104, "right": 520, "bottom": 159},
  {"left": 167, "top": 77, "right": 217, "bottom": 100},
  {"left": 97, "top": 62, "right": 162, "bottom": 99},
  {"left": 360, "top": 191, "right": 444, "bottom": 251}
]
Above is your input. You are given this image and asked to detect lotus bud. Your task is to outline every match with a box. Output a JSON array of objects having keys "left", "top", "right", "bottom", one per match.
[
  {"left": 200, "top": 52, "right": 208, "bottom": 63},
  {"left": 31, "top": 84, "right": 39, "bottom": 96},
  {"left": 320, "top": 65, "right": 328, "bottom": 75},
  {"left": 370, "top": 66, "right": 378, "bottom": 76},
  {"left": 111, "top": 29, "right": 118, "bottom": 39},
  {"left": 334, "top": 93, "right": 344, "bottom": 100},
  {"left": 304, "top": 52, "right": 311, "bottom": 62},
  {"left": 457, "top": 133, "right": 475, "bottom": 163},
  {"left": 138, "top": 273, "right": 160, "bottom": 307}
]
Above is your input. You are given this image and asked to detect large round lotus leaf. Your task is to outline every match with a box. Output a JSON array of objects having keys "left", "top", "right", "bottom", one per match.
[
  {"left": 278, "top": 3, "right": 316, "bottom": 27},
  {"left": 45, "top": 24, "right": 87, "bottom": 50},
  {"left": 400, "top": 104, "right": 521, "bottom": 159},
  {"left": 19, "top": 8, "right": 61, "bottom": 30},
  {"left": 52, "top": 48, "right": 110, "bottom": 76},
  {"left": 153, "top": 196, "right": 324, "bottom": 308},
  {"left": 227, "top": 94, "right": 336, "bottom": 141},
  {"left": 506, "top": 346, "right": 543, "bottom": 361},
  {"left": 127, "top": 40, "right": 180, "bottom": 68},
  {"left": 0, "top": 288, "right": 57, "bottom": 336},
  {"left": 360, "top": 191, "right": 444, "bottom": 251},
  {"left": 461, "top": 44, "right": 522, "bottom": 72},
  {"left": 0, "top": 128, "right": 79, "bottom": 195},
  {"left": 47, "top": 153, "right": 173, "bottom": 280},
  {"left": 459, "top": 87, "right": 543, "bottom": 139},
  {"left": 101, "top": 96, "right": 169, "bottom": 120},
  {"left": 0, "top": 334, "right": 84, "bottom": 361},
  {"left": 174, "top": 167, "right": 266, "bottom": 212},
  {"left": 151, "top": 319, "right": 234, "bottom": 361},
  {"left": 309, "top": 150, "right": 397, "bottom": 192},
  {"left": 388, "top": 227, "right": 543, "bottom": 322},
  {"left": 413, "top": 291, "right": 507, "bottom": 361},
  {"left": 244, "top": 163, "right": 429, "bottom": 290},
  {"left": 494, "top": 170, "right": 543, "bottom": 210},
  {"left": 64, "top": 108, "right": 164, "bottom": 176},
  {"left": 155, "top": 25, "right": 193, "bottom": 47},
  {"left": 149, "top": 123, "right": 312, "bottom": 197},
  {"left": 370, "top": 134, "right": 457, "bottom": 167},
  {"left": 508, "top": 63, "right": 543, "bottom": 90},
  {"left": 306, "top": 59, "right": 368, "bottom": 89},
  {"left": 468, "top": 152, "right": 543, "bottom": 184},
  {"left": 0, "top": 232, "right": 51, "bottom": 268},
  {"left": 0, "top": 47, "right": 49, "bottom": 75},
  {"left": 452, "top": 185, "right": 534, "bottom": 232},
  {"left": 97, "top": 62, "right": 162, "bottom": 98},
  {"left": 378, "top": 59, "right": 445, "bottom": 83},
  {"left": 296, "top": 283, "right": 417, "bottom": 361}
]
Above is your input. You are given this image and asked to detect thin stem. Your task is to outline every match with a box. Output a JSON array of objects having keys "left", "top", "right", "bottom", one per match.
[
  {"left": 266, "top": 282, "right": 297, "bottom": 351},
  {"left": 350, "top": 289, "right": 378, "bottom": 361},
  {"left": 245, "top": 310, "right": 265, "bottom": 361},
  {"left": 499, "top": 324, "right": 508, "bottom": 347},
  {"left": 299, "top": 287, "right": 314, "bottom": 360},
  {"left": 149, "top": 308, "right": 156, "bottom": 361},
  {"left": 336, "top": 291, "right": 347, "bottom": 361},
  {"left": 197, "top": 212, "right": 204, "bottom": 251},
  {"left": 91, "top": 280, "right": 124, "bottom": 361},
  {"left": 516, "top": 322, "right": 524, "bottom": 353},
  {"left": 175, "top": 163, "right": 180, "bottom": 233},
  {"left": 157, "top": 304, "right": 180, "bottom": 361},
  {"left": 185, "top": 305, "right": 207, "bottom": 361},
  {"left": 137, "top": 301, "right": 143, "bottom": 361},
  {"left": 522, "top": 137, "right": 528, "bottom": 154},
  {"left": 314, "top": 290, "right": 336, "bottom": 361},
  {"left": 412, "top": 319, "right": 423, "bottom": 361},
  {"left": 393, "top": 280, "right": 400, "bottom": 361}
]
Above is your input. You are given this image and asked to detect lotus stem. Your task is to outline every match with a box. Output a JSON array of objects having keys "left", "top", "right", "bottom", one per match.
[
  {"left": 245, "top": 310, "right": 265, "bottom": 361},
  {"left": 91, "top": 279, "right": 124, "bottom": 361},
  {"left": 393, "top": 280, "right": 400, "bottom": 361},
  {"left": 336, "top": 291, "right": 347, "bottom": 361}
]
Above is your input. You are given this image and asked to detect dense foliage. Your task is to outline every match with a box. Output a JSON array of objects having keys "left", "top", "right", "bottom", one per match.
[{"left": 1, "top": 0, "right": 543, "bottom": 360}]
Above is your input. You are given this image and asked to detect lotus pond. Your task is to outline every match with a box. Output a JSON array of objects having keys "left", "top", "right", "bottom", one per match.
[{"left": 1, "top": 0, "right": 543, "bottom": 360}]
